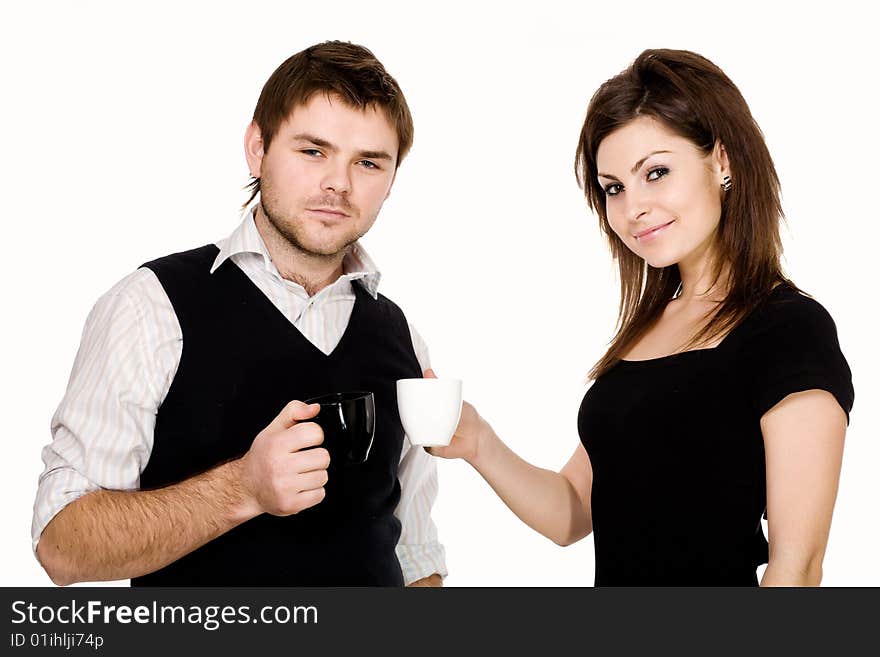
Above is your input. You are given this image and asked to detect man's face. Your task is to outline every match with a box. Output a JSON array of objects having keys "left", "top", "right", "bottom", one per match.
[{"left": 248, "top": 93, "right": 399, "bottom": 258}]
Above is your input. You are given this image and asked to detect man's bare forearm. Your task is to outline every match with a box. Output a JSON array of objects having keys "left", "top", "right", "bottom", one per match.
[{"left": 37, "top": 459, "right": 260, "bottom": 585}]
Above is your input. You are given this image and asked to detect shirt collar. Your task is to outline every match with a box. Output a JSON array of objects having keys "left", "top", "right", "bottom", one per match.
[{"left": 210, "top": 200, "right": 382, "bottom": 299}]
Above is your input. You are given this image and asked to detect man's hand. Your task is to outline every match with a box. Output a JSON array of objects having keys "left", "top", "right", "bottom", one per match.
[
  {"left": 238, "top": 400, "right": 330, "bottom": 517},
  {"left": 407, "top": 573, "right": 443, "bottom": 587},
  {"left": 37, "top": 399, "right": 331, "bottom": 585}
]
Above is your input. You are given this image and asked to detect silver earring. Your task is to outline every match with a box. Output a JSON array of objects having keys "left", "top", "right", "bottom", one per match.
[{"left": 721, "top": 175, "right": 732, "bottom": 192}]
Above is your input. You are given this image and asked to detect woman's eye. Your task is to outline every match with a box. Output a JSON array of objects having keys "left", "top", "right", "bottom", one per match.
[
  {"left": 604, "top": 183, "right": 623, "bottom": 196},
  {"left": 647, "top": 167, "right": 669, "bottom": 182}
]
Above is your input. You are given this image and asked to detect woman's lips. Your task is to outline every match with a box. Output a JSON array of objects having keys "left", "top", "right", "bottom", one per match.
[{"left": 634, "top": 220, "right": 674, "bottom": 243}]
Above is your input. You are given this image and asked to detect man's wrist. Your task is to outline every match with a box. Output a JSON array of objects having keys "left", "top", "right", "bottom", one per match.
[{"left": 219, "top": 459, "right": 262, "bottom": 524}]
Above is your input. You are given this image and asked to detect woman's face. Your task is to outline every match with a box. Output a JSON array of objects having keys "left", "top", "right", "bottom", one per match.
[{"left": 596, "top": 116, "right": 729, "bottom": 271}]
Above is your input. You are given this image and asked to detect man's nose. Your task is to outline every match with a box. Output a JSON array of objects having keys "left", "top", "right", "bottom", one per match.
[{"left": 321, "top": 160, "right": 352, "bottom": 195}]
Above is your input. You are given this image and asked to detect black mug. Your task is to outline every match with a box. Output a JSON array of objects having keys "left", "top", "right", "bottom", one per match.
[{"left": 303, "top": 391, "right": 376, "bottom": 466}]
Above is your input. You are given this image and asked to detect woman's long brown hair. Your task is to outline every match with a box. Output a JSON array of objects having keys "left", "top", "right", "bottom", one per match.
[{"left": 575, "top": 49, "right": 795, "bottom": 379}]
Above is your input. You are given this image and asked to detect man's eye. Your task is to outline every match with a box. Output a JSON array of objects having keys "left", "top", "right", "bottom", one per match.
[
  {"left": 301, "top": 149, "right": 322, "bottom": 157},
  {"left": 358, "top": 160, "right": 379, "bottom": 170}
]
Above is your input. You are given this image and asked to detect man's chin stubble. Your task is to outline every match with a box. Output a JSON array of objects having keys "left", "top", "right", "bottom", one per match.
[{"left": 262, "top": 202, "right": 359, "bottom": 261}]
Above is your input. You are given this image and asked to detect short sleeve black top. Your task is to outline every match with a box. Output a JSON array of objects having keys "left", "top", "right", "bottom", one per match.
[{"left": 577, "top": 284, "right": 854, "bottom": 586}]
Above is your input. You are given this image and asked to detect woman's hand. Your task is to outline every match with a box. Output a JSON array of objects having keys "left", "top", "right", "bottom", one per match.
[
  {"left": 421, "top": 369, "right": 491, "bottom": 465},
  {"left": 418, "top": 371, "right": 592, "bottom": 545},
  {"left": 427, "top": 400, "right": 489, "bottom": 464}
]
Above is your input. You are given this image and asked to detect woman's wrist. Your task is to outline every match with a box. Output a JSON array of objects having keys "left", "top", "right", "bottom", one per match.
[{"left": 465, "top": 420, "right": 497, "bottom": 471}]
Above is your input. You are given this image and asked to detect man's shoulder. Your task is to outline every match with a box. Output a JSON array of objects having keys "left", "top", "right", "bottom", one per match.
[
  {"left": 140, "top": 244, "right": 220, "bottom": 274},
  {"left": 374, "top": 290, "right": 403, "bottom": 312},
  {"left": 372, "top": 289, "right": 416, "bottom": 325}
]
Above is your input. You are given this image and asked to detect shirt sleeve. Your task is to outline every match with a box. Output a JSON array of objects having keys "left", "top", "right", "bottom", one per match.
[
  {"left": 745, "top": 293, "right": 854, "bottom": 423},
  {"left": 394, "top": 322, "right": 448, "bottom": 584},
  {"left": 31, "top": 269, "right": 181, "bottom": 554}
]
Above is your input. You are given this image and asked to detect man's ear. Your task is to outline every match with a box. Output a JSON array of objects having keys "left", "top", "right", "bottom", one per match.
[{"left": 244, "top": 121, "right": 265, "bottom": 178}]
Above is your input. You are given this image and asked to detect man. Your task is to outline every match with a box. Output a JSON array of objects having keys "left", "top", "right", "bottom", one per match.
[{"left": 32, "top": 41, "right": 446, "bottom": 587}]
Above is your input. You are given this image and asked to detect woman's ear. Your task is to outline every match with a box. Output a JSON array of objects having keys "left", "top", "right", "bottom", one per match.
[{"left": 714, "top": 140, "right": 731, "bottom": 181}]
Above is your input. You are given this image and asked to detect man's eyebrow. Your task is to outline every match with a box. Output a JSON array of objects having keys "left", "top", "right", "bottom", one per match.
[
  {"left": 357, "top": 150, "right": 393, "bottom": 161},
  {"left": 291, "top": 133, "right": 336, "bottom": 150},
  {"left": 598, "top": 150, "right": 673, "bottom": 180},
  {"left": 291, "top": 133, "right": 393, "bottom": 161}
]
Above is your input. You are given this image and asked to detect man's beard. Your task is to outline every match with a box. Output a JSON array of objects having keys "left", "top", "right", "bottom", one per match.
[{"left": 260, "top": 196, "right": 363, "bottom": 260}]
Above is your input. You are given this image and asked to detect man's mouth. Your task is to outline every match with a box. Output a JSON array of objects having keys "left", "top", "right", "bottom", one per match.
[{"left": 307, "top": 207, "right": 350, "bottom": 219}]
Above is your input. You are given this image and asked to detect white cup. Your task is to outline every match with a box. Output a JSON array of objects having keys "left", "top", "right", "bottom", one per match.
[{"left": 396, "top": 378, "right": 463, "bottom": 447}]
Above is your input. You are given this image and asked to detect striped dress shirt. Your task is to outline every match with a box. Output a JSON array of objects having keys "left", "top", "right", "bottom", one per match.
[{"left": 32, "top": 206, "right": 447, "bottom": 584}]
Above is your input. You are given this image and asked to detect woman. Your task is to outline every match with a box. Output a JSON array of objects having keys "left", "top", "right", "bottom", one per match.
[{"left": 430, "top": 49, "right": 854, "bottom": 586}]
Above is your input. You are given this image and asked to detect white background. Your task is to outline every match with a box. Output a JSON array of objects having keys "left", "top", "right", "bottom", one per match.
[{"left": 2, "top": 0, "right": 877, "bottom": 587}]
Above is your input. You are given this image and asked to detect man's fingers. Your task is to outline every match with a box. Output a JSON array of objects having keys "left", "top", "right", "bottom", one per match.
[
  {"left": 423, "top": 368, "right": 437, "bottom": 379},
  {"left": 297, "top": 487, "right": 326, "bottom": 511},
  {"left": 279, "top": 422, "right": 325, "bottom": 453},
  {"left": 296, "top": 469, "right": 329, "bottom": 492},
  {"left": 266, "top": 400, "right": 320, "bottom": 433},
  {"left": 292, "top": 446, "right": 331, "bottom": 473}
]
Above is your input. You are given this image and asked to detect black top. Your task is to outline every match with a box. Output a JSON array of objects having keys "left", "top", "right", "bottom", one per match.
[
  {"left": 578, "top": 284, "right": 854, "bottom": 586},
  {"left": 132, "top": 245, "right": 422, "bottom": 586}
]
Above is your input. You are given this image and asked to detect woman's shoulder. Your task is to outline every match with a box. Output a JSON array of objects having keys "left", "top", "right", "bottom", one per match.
[
  {"left": 734, "top": 281, "right": 854, "bottom": 421},
  {"left": 740, "top": 282, "right": 839, "bottom": 342}
]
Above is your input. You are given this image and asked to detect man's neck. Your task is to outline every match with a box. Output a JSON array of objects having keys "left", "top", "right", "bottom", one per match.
[{"left": 253, "top": 207, "right": 347, "bottom": 297}]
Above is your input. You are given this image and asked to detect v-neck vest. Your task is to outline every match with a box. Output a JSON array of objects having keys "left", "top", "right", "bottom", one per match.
[{"left": 132, "top": 245, "right": 422, "bottom": 586}]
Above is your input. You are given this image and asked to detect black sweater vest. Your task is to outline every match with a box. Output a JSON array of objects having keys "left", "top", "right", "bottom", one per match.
[{"left": 131, "top": 245, "right": 422, "bottom": 586}]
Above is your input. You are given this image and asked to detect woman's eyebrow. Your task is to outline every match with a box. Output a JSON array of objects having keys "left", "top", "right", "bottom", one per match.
[{"left": 598, "top": 150, "right": 673, "bottom": 180}]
